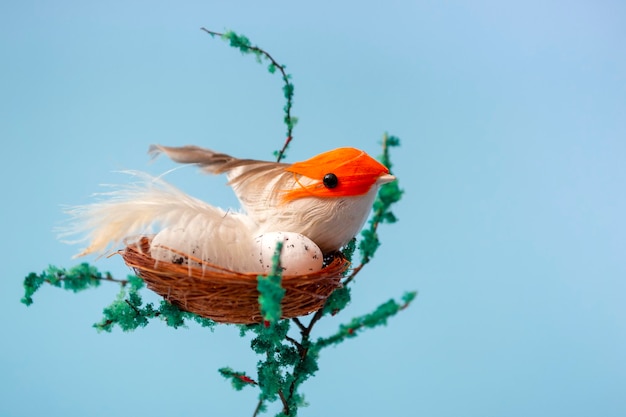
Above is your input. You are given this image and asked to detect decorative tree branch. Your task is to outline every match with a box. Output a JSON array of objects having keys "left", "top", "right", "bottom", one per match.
[
  {"left": 93, "top": 277, "right": 215, "bottom": 332},
  {"left": 315, "top": 292, "right": 417, "bottom": 349},
  {"left": 21, "top": 29, "right": 412, "bottom": 417},
  {"left": 200, "top": 28, "right": 296, "bottom": 162},
  {"left": 219, "top": 367, "right": 259, "bottom": 389},
  {"left": 344, "top": 133, "right": 403, "bottom": 285},
  {"left": 21, "top": 263, "right": 127, "bottom": 306}
]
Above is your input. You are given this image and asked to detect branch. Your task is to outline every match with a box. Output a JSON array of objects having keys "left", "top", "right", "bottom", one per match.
[
  {"left": 21, "top": 263, "right": 131, "bottom": 306},
  {"left": 200, "top": 28, "right": 296, "bottom": 162},
  {"left": 219, "top": 367, "right": 258, "bottom": 390},
  {"left": 344, "top": 133, "right": 403, "bottom": 285},
  {"left": 315, "top": 292, "right": 417, "bottom": 349}
]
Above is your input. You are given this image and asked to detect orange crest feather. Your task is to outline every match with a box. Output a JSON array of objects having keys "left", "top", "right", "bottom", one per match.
[{"left": 282, "top": 147, "right": 389, "bottom": 202}]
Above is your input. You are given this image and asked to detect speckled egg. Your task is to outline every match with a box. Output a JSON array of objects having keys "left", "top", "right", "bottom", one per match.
[{"left": 253, "top": 231, "right": 323, "bottom": 275}]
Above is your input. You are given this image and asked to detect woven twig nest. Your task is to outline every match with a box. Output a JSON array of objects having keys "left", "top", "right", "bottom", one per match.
[{"left": 120, "top": 237, "right": 349, "bottom": 324}]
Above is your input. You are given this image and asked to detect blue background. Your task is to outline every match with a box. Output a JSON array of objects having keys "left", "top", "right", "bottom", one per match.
[{"left": 1, "top": 1, "right": 625, "bottom": 416}]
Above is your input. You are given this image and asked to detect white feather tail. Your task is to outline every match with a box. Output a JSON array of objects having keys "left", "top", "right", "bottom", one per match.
[{"left": 61, "top": 172, "right": 260, "bottom": 272}]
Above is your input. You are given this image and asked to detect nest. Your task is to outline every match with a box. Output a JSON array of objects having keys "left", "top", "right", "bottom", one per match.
[{"left": 120, "top": 237, "right": 349, "bottom": 324}]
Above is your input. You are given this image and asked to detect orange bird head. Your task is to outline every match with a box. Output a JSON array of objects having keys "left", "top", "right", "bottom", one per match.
[{"left": 282, "top": 147, "right": 395, "bottom": 202}]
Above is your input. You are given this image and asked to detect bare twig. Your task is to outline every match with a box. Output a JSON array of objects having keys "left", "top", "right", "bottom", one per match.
[
  {"left": 252, "top": 399, "right": 264, "bottom": 417},
  {"left": 278, "top": 390, "right": 289, "bottom": 415}
]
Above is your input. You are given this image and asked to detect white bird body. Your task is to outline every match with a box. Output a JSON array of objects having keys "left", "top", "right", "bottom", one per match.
[
  {"left": 149, "top": 145, "right": 392, "bottom": 253},
  {"left": 64, "top": 145, "right": 395, "bottom": 273}
]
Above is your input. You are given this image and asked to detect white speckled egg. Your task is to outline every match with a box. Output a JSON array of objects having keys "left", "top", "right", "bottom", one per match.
[{"left": 253, "top": 232, "right": 323, "bottom": 275}]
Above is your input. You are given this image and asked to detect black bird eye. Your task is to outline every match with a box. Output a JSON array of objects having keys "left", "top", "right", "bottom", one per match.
[{"left": 323, "top": 173, "right": 339, "bottom": 189}]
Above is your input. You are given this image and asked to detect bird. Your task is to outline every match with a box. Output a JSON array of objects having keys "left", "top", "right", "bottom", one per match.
[{"left": 64, "top": 145, "right": 395, "bottom": 273}]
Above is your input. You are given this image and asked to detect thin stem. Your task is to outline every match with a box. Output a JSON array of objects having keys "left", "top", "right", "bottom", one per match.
[
  {"left": 104, "top": 273, "right": 130, "bottom": 286},
  {"left": 200, "top": 28, "right": 284, "bottom": 74},
  {"left": 45, "top": 273, "right": 129, "bottom": 287},
  {"left": 342, "top": 263, "right": 366, "bottom": 286},
  {"left": 278, "top": 390, "right": 290, "bottom": 415},
  {"left": 292, "top": 317, "right": 306, "bottom": 333},
  {"left": 124, "top": 299, "right": 141, "bottom": 315},
  {"left": 275, "top": 136, "right": 293, "bottom": 163},
  {"left": 252, "top": 399, "right": 264, "bottom": 417},
  {"left": 306, "top": 309, "right": 324, "bottom": 334},
  {"left": 285, "top": 335, "right": 303, "bottom": 352},
  {"left": 200, "top": 27, "right": 295, "bottom": 162}
]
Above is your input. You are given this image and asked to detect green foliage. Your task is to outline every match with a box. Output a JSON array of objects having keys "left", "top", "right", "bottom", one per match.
[
  {"left": 257, "top": 241, "right": 285, "bottom": 324},
  {"left": 95, "top": 285, "right": 150, "bottom": 332},
  {"left": 21, "top": 263, "right": 121, "bottom": 306},
  {"left": 340, "top": 238, "right": 357, "bottom": 268},
  {"left": 322, "top": 286, "right": 351, "bottom": 316},
  {"left": 378, "top": 133, "right": 401, "bottom": 169},
  {"left": 219, "top": 367, "right": 258, "bottom": 390},
  {"left": 358, "top": 228, "right": 382, "bottom": 263},
  {"left": 316, "top": 292, "right": 417, "bottom": 349},
  {"left": 93, "top": 277, "right": 215, "bottom": 332},
  {"left": 22, "top": 262, "right": 216, "bottom": 332},
  {"left": 222, "top": 31, "right": 256, "bottom": 56},
  {"left": 248, "top": 320, "right": 294, "bottom": 411}
]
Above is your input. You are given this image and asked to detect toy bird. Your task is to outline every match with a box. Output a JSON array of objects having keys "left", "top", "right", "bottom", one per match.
[{"left": 66, "top": 145, "right": 395, "bottom": 274}]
